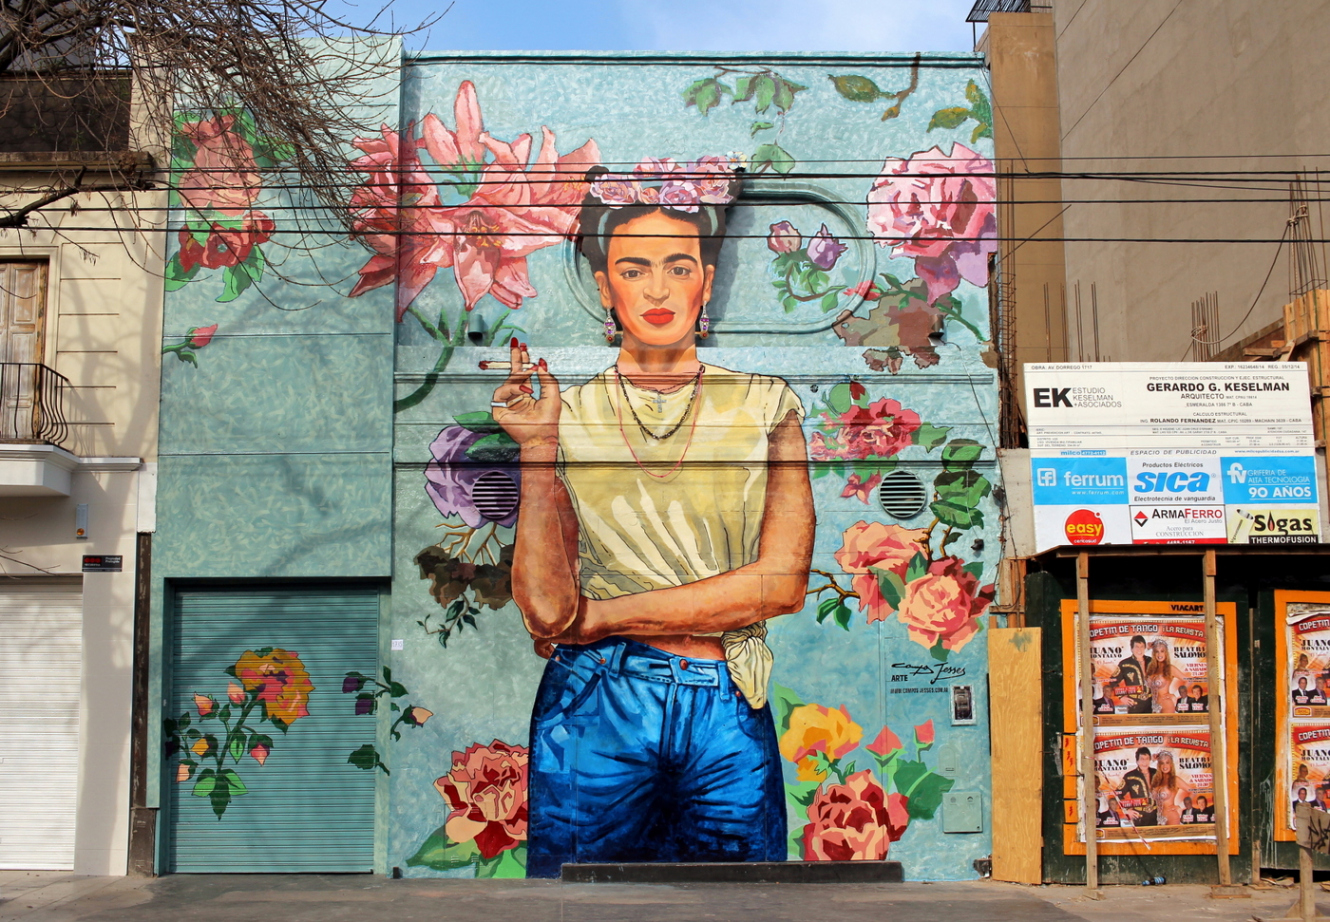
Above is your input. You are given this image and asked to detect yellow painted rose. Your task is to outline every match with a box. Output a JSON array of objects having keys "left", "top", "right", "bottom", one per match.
[
  {"left": 234, "top": 648, "right": 314, "bottom": 725},
  {"left": 779, "top": 703, "right": 864, "bottom": 781}
]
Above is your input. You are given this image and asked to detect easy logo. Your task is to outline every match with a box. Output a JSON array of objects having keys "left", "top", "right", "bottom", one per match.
[{"left": 1065, "top": 509, "right": 1105, "bottom": 545}]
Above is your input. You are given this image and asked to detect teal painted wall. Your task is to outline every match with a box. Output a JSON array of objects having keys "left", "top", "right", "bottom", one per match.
[{"left": 149, "top": 49, "right": 1004, "bottom": 881}]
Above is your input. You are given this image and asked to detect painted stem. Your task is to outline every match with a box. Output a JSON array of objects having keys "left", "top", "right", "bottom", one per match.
[
  {"left": 807, "top": 568, "right": 860, "bottom": 601},
  {"left": 395, "top": 309, "right": 469, "bottom": 412}
]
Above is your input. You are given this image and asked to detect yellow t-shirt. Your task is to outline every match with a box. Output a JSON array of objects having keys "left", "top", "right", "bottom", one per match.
[
  {"left": 556, "top": 363, "right": 805, "bottom": 710},
  {"left": 557, "top": 363, "right": 805, "bottom": 599}
]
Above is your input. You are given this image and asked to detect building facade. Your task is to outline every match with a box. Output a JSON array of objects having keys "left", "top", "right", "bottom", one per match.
[{"left": 145, "top": 51, "right": 1005, "bottom": 878}]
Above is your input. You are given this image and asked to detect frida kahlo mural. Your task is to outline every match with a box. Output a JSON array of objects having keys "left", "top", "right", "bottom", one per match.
[{"left": 153, "top": 51, "right": 1001, "bottom": 880}]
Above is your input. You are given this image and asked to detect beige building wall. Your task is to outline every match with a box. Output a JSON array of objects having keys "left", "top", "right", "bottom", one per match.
[
  {"left": 0, "top": 171, "right": 164, "bottom": 876},
  {"left": 1051, "top": 0, "right": 1330, "bottom": 362}
]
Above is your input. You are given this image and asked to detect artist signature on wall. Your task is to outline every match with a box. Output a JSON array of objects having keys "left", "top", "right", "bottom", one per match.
[{"left": 890, "top": 662, "right": 967, "bottom": 685}]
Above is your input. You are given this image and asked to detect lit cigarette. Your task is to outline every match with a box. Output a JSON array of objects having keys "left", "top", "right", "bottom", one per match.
[{"left": 478, "top": 361, "right": 536, "bottom": 371}]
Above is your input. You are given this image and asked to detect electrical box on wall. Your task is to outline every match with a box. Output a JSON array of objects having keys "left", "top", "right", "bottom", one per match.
[{"left": 943, "top": 790, "right": 983, "bottom": 834}]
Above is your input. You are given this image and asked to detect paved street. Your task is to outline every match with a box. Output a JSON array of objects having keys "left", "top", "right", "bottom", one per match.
[{"left": 0, "top": 871, "right": 1322, "bottom": 922}]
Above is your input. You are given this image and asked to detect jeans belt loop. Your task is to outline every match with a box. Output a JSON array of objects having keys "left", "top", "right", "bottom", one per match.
[{"left": 605, "top": 639, "right": 627, "bottom": 678}]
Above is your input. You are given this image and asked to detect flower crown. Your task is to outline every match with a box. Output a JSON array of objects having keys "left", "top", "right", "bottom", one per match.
[{"left": 588, "top": 155, "right": 742, "bottom": 214}]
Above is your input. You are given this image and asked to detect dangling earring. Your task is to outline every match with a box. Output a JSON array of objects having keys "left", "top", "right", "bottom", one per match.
[
  {"left": 604, "top": 306, "right": 618, "bottom": 343},
  {"left": 698, "top": 302, "right": 710, "bottom": 339}
]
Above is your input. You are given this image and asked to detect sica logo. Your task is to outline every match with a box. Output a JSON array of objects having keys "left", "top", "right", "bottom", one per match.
[
  {"left": 1065, "top": 509, "right": 1104, "bottom": 545},
  {"left": 1134, "top": 471, "right": 1211, "bottom": 493}
]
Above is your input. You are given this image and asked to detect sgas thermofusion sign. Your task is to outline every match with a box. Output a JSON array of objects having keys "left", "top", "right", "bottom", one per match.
[{"left": 1026, "top": 363, "right": 1320, "bottom": 550}]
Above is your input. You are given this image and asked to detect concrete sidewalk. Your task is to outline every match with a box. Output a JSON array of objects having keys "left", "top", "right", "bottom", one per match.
[{"left": 0, "top": 870, "right": 1319, "bottom": 922}]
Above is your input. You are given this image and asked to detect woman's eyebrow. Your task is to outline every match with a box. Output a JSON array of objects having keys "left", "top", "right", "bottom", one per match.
[
  {"left": 614, "top": 257, "right": 653, "bottom": 267},
  {"left": 664, "top": 253, "right": 699, "bottom": 264}
]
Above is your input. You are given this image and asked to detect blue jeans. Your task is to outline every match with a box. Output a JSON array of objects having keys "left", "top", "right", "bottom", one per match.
[{"left": 526, "top": 636, "right": 787, "bottom": 878}]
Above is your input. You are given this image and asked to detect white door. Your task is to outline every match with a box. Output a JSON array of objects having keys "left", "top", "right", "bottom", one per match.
[{"left": 0, "top": 579, "right": 82, "bottom": 869}]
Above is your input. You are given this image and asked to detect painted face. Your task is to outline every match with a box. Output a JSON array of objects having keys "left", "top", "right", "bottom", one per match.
[{"left": 595, "top": 211, "right": 715, "bottom": 348}]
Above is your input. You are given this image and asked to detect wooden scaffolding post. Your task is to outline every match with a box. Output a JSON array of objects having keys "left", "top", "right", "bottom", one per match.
[
  {"left": 1077, "top": 551, "right": 1098, "bottom": 892},
  {"left": 1203, "top": 548, "right": 1232, "bottom": 886}
]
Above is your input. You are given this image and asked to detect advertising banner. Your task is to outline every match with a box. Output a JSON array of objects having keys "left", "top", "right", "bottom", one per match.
[
  {"left": 1026, "top": 363, "right": 1319, "bottom": 551},
  {"left": 1288, "top": 724, "right": 1330, "bottom": 828},
  {"left": 1092, "top": 728, "right": 1216, "bottom": 841},
  {"left": 1088, "top": 617, "right": 1213, "bottom": 726}
]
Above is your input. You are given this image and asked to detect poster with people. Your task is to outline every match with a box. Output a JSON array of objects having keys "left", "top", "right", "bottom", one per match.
[
  {"left": 1092, "top": 729, "right": 1216, "bottom": 841},
  {"left": 1287, "top": 723, "right": 1330, "bottom": 828},
  {"left": 1087, "top": 617, "right": 1212, "bottom": 726},
  {"left": 1285, "top": 603, "right": 1330, "bottom": 718}
]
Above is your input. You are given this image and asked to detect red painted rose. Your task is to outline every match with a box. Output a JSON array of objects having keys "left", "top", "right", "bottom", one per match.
[
  {"left": 895, "top": 556, "right": 997, "bottom": 653},
  {"left": 802, "top": 770, "right": 908, "bottom": 861},
  {"left": 434, "top": 740, "right": 529, "bottom": 859}
]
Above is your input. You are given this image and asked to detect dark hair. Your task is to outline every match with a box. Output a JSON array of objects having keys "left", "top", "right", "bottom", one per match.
[
  {"left": 1130, "top": 635, "right": 1147, "bottom": 648},
  {"left": 1192, "top": 684, "right": 1203, "bottom": 694},
  {"left": 1135, "top": 746, "right": 1151, "bottom": 759},
  {"left": 575, "top": 166, "right": 743, "bottom": 275}
]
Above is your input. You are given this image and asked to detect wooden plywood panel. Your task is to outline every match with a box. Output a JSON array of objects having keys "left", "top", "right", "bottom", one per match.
[{"left": 989, "top": 626, "right": 1044, "bottom": 884}]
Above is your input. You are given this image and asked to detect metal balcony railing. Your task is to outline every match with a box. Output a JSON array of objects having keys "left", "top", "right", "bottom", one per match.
[
  {"left": 0, "top": 363, "right": 70, "bottom": 448},
  {"left": 967, "top": 0, "right": 1051, "bottom": 22}
]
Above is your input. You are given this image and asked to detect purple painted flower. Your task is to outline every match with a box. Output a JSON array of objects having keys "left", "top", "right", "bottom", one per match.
[
  {"left": 659, "top": 180, "right": 701, "bottom": 213},
  {"left": 767, "top": 221, "right": 802, "bottom": 254},
  {"left": 807, "top": 224, "right": 847, "bottom": 270},
  {"left": 589, "top": 174, "right": 638, "bottom": 207},
  {"left": 425, "top": 425, "right": 521, "bottom": 528},
  {"left": 355, "top": 697, "right": 375, "bottom": 715},
  {"left": 633, "top": 157, "right": 677, "bottom": 179},
  {"left": 343, "top": 675, "right": 366, "bottom": 694}
]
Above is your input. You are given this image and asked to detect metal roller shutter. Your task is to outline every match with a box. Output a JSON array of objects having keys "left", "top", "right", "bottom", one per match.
[
  {"left": 166, "top": 587, "right": 379, "bottom": 872},
  {"left": 0, "top": 579, "right": 82, "bottom": 870}
]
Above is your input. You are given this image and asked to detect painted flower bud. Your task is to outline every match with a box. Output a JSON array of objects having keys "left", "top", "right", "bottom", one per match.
[
  {"left": 355, "top": 696, "right": 375, "bottom": 716},
  {"left": 342, "top": 675, "right": 366, "bottom": 694},
  {"left": 227, "top": 682, "right": 246, "bottom": 704},
  {"left": 767, "top": 220, "right": 801, "bottom": 254},
  {"left": 193, "top": 694, "right": 214, "bottom": 717},
  {"left": 188, "top": 324, "right": 218, "bottom": 349},
  {"left": 808, "top": 224, "right": 848, "bottom": 269},
  {"left": 403, "top": 706, "right": 434, "bottom": 727},
  {"left": 250, "top": 742, "right": 270, "bottom": 766}
]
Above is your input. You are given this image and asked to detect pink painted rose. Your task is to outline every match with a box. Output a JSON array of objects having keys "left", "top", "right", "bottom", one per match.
[
  {"left": 813, "top": 399, "right": 920, "bottom": 461},
  {"left": 434, "top": 740, "right": 529, "bottom": 860},
  {"left": 866, "top": 142, "right": 997, "bottom": 305},
  {"left": 802, "top": 770, "right": 908, "bottom": 861},
  {"left": 589, "top": 174, "right": 639, "bottom": 206},
  {"left": 867, "top": 725, "right": 904, "bottom": 760},
  {"left": 227, "top": 681, "right": 245, "bottom": 704},
  {"left": 834, "top": 521, "right": 929, "bottom": 623},
  {"left": 896, "top": 557, "right": 997, "bottom": 653},
  {"left": 176, "top": 115, "right": 262, "bottom": 216},
  {"left": 767, "top": 220, "right": 801, "bottom": 253}
]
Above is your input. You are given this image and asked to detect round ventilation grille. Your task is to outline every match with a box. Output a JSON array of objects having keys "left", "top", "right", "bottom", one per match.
[
  {"left": 878, "top": 469, "right": 928, "bottom": 520},
  {"left": 470, "top": 470, "right": 520, "bottom": 521}
]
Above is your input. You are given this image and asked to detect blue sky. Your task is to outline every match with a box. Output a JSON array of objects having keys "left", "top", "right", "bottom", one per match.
[{"left": 374, "top": 0, "right": 979, "bottom": 53}]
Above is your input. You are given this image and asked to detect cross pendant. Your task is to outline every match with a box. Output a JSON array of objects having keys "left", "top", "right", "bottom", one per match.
[{"left": 651, "top": 393, "right": 666, "bottom": 412}]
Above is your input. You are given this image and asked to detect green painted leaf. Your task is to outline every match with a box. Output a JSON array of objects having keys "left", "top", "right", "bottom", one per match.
[
  {"left": 407, "top": 826, "right": 482, "bottom": 870},
  {"left": 930, "top": 638, "right": 950, "bottom": 663},
  {"left": 826, "top": 382, "right": 853, "bottom": 415},
  {"left": 753, "top": 75, "right": 777, "bottom": 113},
  {"left": 453, "top": 411, "right": 501, "bottom": 434},
  {"left": 388, "top": 681, "right": 408, "bottom": 698},
  {"left": 816, "top": 596, "right": 840, "bottom": 624},
  {"left": 771, "top": 77, "right": 804, "bottom": 113},
  {"left": 732, "top": 75, "right": 756, "bottom": 102},
  {"left": 965, "top": 79, "right": 984, "bottom": 106},
  {"left": 872, "top": 566, "right": 906, "bottom": 611},
  {"left": 487, "top": 846, "right": 527, "bottom": 878},
  {"left": 786, "top": 781, "right": 822, "bottom": 808},
  {"left": 971, "top": 121, "right": 994, "bottom": 144},
  {"left": 941, "top": 439, "right": 985, "bottom": 470},
  {"left": 228, "top": 735, "right": 244, "bottom": 762},
  {"left": 682, "top": 77, "right": 728, "bottom": 115},
  {"left": 221, "top": 768, "right": 247, "bottom": 795},
  {"left": 833, "top": 603, "right": 853, "bottom": 631},
  {"left": 934, "top": 470, "right": 992, "bottom": 509},
  {"left": 210, "top": 786, "right": 231, "bottom": 818},
  {"left": 912, "top": 423, "right": 951, "bottom": 451},
  {"left": 881, "top": 104, "right": 901, "bottom": 121},
  {"left": 828, "top": 74, "right": 882, "bottom": 103},
  {"left": 348, "top": 744, "right": 380, "bottom": 771},
  {"left": 812, "top": 465, "right": 830, "bottom": 480},
  {"left": 904, "top": 770, "right": 954, "bottom": 820},
  {"left": 772, "top": 683, "right": 804, "bottom": 737},
  {"left": 192, "top": 770, "right": 217, "bottom": 797},
  {"left": 820, "top": 291, "right": 842, "bottom": 313},
  {"left": 243, "top": 243, "right": 265, "bottom": 283},
  {"left": 217, "top": 263, "right": 254, "bottom": 303},
  {"left": 962, "top": 562, "right": 985, "bottom": 581},
  {"left": 752, "top": 142, "right": 796, "bottom": 175},
  {"left": 163, "top": 253, "right": 200, "bottom": 291},
  {"left": 750, "top": 120, "right": 775, "bottom": 137},
  {"left": 928, "top": 106, "right": 972, "bottom": 132},
  {"left": 905, "top": 552, "right": 928, "bottom": 584},
  {"left": 465, "top": 431, "right": 520, "bottom": 463},
  {"left": 930, "top": 499, "right": 985, "bottom": 530}
]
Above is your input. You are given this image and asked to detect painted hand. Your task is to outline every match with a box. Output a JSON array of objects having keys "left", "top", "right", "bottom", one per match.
[{"left": 492, "top": 338, "right": 560, "bottom": 447}]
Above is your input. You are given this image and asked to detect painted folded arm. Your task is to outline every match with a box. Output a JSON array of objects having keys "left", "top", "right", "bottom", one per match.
[
  {"left": 510, "top": 438, "right": 583, "bottom": 640},
  {"left": 559, "top": 411, "right": 814, "bottom": 642}
]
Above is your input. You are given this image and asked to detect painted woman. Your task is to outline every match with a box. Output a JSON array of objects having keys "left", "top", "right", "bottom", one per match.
[{"left": 490, "top": 157, "right": 815, "bottom": 876}]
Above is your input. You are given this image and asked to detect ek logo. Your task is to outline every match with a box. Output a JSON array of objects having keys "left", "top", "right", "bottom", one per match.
[{"left": 1033, "top": 387, "right": 1072, "bottom": 408}]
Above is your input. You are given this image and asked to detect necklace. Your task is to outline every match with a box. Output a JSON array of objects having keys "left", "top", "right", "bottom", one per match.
[
  {"left": 616, "top": 367, "right": 703, "bottom": 441},
  {"left": 609, "top": 367, "right": 705, "bottom": 480}
]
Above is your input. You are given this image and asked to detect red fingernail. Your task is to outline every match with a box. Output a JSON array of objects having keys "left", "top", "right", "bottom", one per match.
[
  {"left": 522, "top": 342, "right": 529, "bottom": 351},
  {"left": 539, "top": 358, "right": 548, "bottom": 370},
  {"left": 520, "top": 385, "right": 533, "bottom": 394},
  {"left": 510, "top": 337, "right": 519, "bottom": 348}
]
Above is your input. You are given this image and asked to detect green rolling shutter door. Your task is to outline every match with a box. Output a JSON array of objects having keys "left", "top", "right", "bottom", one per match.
[{"left": 167, "top": 587, "right": 379, "bottom": 872}]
